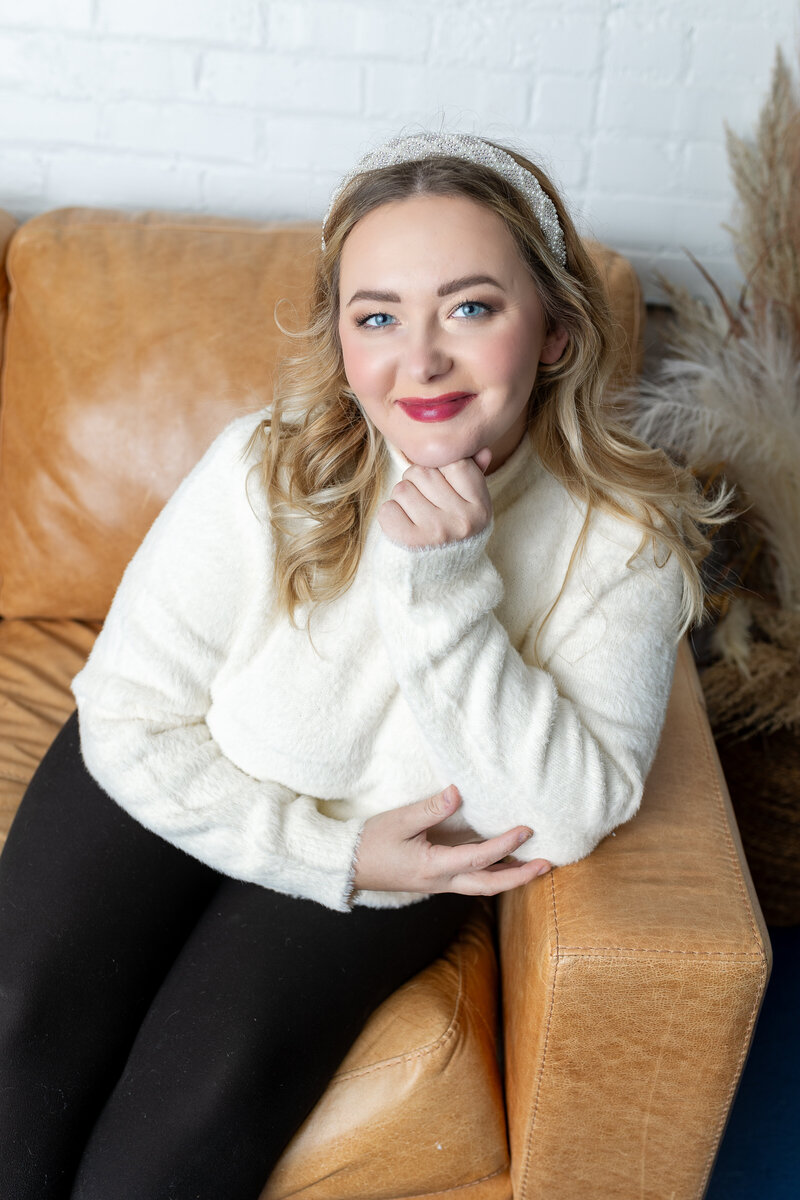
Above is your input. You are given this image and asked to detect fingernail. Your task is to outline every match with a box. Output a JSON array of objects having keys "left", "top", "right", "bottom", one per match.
[
  {"left": 518, "top": 828, "right": 533, "bottom": 845},
  {"left": 535, "top": 864, "right": 551, "bottom": 877}
]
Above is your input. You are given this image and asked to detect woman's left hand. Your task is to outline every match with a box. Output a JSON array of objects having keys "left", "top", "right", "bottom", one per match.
[{"left": 378, "top": 446, "right": 493, "bottom": 549}]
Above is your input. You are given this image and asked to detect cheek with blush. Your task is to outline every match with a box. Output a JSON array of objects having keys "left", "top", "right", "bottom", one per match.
[
  {"left": 475, "top": 322, "right": 543, "bottom": 397},
  {"left": 339, "top": 334, "right": 390, "bottom": 403}
]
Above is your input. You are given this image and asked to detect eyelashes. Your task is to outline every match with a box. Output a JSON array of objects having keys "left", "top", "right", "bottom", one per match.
[
  {"left": 354, "top": 312, "right": 392, "bottom": 329},
  {"left": 456, "top": 300, "right": 496, "bottom": 318},
  {"left": 354, "top": 299, "right": 497, "bottom": 329}
]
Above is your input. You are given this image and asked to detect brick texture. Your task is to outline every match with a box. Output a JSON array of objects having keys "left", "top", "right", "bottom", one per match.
[{"left": 0, "top": 0, "right": 796, "bottom": 300}]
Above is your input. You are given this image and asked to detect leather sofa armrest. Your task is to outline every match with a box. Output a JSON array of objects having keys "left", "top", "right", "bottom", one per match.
[{"left": 497, "top": 638, "right": 771, "bottom": 1200}]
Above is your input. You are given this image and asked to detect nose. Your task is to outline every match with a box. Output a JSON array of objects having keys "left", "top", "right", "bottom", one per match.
[{"left": 402, "top": 320, "right": 453, "bottom": 383}]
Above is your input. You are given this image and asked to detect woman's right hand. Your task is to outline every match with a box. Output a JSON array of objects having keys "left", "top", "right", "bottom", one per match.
[{"left": 351, "top": 785, "right": 552, "bottom": 896}]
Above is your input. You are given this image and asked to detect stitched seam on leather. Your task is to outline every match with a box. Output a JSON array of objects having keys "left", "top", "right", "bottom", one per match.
[
  {"left": 520, "top": 868, "right": 559, "bottom": 1198},
  {"left": 528, "top": 954, "right": 764, "bottom": 965},
  {"left": 696, "top": 961, "right": 768, "bottom": 1199},
  {"left": 683, "top": 646, "right": 766, "bottom": 955},
  {"left": 283, "top": 1162, "right": 509, "bottom": 1200},
  {"left": 387, "top": 1162, "right": 509, "bottom": 1198},
  {"left": 330, "top": 1019, "right": 461, "bottom": 1083},
  {"left": 330, "top": 941, "right": 466, "bottom": 1082},
  {"left": 555, "top": 946, "right": 766, "bottom": 957}
]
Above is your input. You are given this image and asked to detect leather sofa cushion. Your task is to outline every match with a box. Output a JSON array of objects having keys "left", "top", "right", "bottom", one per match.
[
  {"left": 0, "top": 618, "right": 100, "bottom": 839},
  {"left": 260, "top": 902, "right": 510, "bottom": 1200},
  {"left": 0, "top": 210, "right": 319, "bottom": 620}
]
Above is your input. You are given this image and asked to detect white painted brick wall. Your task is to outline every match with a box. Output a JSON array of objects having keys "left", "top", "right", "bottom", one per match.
[{"left": 0, "top": 0, "right": 797, "bottom": 300}]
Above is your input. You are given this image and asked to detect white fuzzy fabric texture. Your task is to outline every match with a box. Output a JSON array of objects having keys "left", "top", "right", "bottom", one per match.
[{"left": 72, "top": 409, "right": 683, "bottom": 912}]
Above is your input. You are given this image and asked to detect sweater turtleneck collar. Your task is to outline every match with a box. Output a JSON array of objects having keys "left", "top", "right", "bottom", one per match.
[{"left": 382, "top": 429, "right": 539, "bottom": 516}]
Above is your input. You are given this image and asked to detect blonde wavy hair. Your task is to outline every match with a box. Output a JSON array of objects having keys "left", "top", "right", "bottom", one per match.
[{"left": 245, "top": 138, "right": 729, "bottom": 649}]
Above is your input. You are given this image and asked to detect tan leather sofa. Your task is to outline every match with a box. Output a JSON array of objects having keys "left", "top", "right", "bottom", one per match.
[{"left": 0, "top": 207, "right": 771, "bottom": 1200}]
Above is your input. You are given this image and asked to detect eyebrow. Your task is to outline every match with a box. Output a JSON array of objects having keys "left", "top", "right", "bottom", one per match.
[{"left": 345, "top": 273, "right": 505, "bottom": 307}]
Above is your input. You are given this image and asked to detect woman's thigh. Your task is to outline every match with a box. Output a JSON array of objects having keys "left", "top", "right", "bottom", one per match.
[
  {"left": 72, "top": 879, "right": 480, "bottom": 1200},
  {"left": 0, "top": 710, "right": 221, "bottom": 1199}
]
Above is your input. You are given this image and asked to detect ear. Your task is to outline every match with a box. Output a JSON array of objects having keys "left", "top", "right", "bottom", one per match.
[{"left": 539, "top": 324, "right": 569, "bottom": 365}]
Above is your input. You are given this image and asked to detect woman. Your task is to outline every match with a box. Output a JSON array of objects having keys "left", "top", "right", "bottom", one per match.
[{"left": 0, "top": 131, "right": 727, "bottom": 1199}]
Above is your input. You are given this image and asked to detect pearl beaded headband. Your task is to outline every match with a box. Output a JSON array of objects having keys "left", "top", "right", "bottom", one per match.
[{"left": 321, "top": 131, "right": 567, "bottom": 267}]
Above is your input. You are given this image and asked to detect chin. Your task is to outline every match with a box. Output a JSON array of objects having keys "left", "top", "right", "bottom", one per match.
[
  {"left": 405, "top": 433, "right": 481, "bottom": 468},
  {"left": 410, "top": 450, "right": 471, "bottom": 470}
]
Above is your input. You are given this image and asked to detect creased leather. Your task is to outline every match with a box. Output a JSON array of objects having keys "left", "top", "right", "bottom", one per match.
[
  {"left": 0, "top": 618, "right": 100, "bottom": 840},
  {"left": 260, "top": 903, "right": 509, "bottom": 1200},
  {"left": 0, "top": 209, "right": 320, "bottom": 619}
]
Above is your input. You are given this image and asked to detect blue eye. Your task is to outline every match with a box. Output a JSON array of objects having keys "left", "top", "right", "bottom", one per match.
[
  {"left": 455, "top": 300, "right": 492, "bottom": 318},
  {"left": 355, "top": 312, "right": 396, "bottom": 328}
]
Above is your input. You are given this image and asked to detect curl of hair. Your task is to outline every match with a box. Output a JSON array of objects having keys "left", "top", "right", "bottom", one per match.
[{"left": 245, "top": 140, "right": 731, "bottom": 651}]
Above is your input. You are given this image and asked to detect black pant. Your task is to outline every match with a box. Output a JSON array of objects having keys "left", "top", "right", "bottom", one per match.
[{"left": 0, "top": 711, "right": 478, "bottom": 1200}]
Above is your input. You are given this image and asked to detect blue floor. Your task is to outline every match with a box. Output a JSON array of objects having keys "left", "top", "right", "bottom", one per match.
[{"left": 706, "top": 924, "right": 800, "bottom": 1198}]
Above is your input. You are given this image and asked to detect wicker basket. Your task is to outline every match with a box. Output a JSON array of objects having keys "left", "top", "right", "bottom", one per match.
[
  {"left": 699, "top": 595, "right": 800, "bottom": 926},
  {"left": 715, "top": 729, "right": 800, "bottom": 926}
]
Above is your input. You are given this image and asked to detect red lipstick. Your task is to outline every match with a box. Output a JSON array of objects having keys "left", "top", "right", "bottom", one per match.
[{"left": 396, "top": 392, "right": 475, "bottom": 422}]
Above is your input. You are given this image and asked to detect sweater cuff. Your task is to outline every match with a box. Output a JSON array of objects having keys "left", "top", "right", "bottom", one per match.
[
  {"left": 342, "top": 818, "right": 367, "bottom": 910},
  {"left": 279, "top": 802, "right": 368, "bottom": 913},
  {"left": 372, "top": 517, "right": 495, "bottom": 598}
]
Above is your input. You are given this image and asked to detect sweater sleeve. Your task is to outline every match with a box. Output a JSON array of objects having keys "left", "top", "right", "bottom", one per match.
[
  {"left": 369, "top": 515, "right": 683, "bottom": 866},
  {"left": 71, "top": 415, "right": 365, "bottom": 913}
]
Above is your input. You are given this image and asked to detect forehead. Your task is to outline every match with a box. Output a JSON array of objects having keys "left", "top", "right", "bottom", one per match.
[{"left": 338, "top": 193, "right": 523, "bottom": 284}]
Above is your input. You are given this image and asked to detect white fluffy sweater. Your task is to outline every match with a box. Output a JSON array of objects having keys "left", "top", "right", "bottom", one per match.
[{"left": 72, "top": 409, "right": 683, "bottom": 913}]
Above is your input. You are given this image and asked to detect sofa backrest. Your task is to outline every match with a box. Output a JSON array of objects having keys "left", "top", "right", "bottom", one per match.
[
  {"left": 0, "top": 212, "right": 17, "bottom": 392},
  {"left": 0, "top": 206, "right": 643, "bottom": 622}
]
